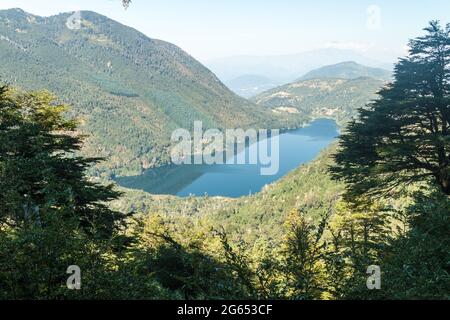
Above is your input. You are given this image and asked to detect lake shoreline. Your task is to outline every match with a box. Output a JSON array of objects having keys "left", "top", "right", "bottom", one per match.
[{"left": 115, "top": 118, "right": 340, "bottom": 199}]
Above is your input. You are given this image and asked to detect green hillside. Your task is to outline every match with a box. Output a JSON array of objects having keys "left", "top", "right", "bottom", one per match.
[
  {"left": 253, "top": 77, "right": 385, "bottom": 125},
  {"left": 0, "top": 9, "right": 296, "bottom": 176},
  {"left": 299, "top": 61, "right": 392, "bottom": 81}
]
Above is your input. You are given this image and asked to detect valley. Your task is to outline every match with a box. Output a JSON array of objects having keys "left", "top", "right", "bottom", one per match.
[
  {"left": 115, "top": 118, "right": 338, "bottom": 198},
  {"left": 0, "top": 2, "right": 448, "bottom": 301},
  {"left": 0, "top": 9, "right": 392, "bottom": 231}
]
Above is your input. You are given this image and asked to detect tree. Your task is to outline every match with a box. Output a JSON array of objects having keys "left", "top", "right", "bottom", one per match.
[
  {"left": 278, "top": 208, "right": 329, "bottom": 300},
  {"left": 129, "top": 214, "right": 254, "bottom": 299},
  {"left": 0, "top": 86, "right": 123, "bottom": 237},
  {"left": 331, "top": 21, "right": 450, "bottom": 200},
  {"left": 378, "top": 191, "right": 450, "bottom": 299},
  {"left": 324, "top": 201, "right": 392, "bottom": 299}
]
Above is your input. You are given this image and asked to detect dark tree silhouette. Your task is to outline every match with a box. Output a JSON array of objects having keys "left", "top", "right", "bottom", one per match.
[
  {"left": 0, "top": 86, "right": 123, "bottom": 237},
  {"left": 331, "top": 21, "right": 450, "bottom": 200}
]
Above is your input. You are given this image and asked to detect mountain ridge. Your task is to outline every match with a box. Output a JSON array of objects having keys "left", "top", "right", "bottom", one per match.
[
  {"left": 298, "top": 61, "right": 392, "bottom": 81},
  {"left": 205, "top": 49, "right": 394, "bottom": 84}
]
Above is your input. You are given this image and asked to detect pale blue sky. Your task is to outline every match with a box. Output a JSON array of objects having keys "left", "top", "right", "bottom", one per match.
[{"left": 0, "top": 0, "right": 449, "bottom": 62}]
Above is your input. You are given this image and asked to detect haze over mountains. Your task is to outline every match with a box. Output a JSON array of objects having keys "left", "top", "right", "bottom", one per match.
[
  {"left": 0, "top": 8, "right": 295, "bottom": 176},
  {"left": 207, "top": 50, "right": 392, "bottom": 97},
  {"left": 225, "top": 74, "right": 280, "bottom": 98},
  {"left": 224, "top": 61, "right": 391, "bottom": 98}
]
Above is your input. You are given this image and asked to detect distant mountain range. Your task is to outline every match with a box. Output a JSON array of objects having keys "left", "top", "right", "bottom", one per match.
[
  {"left": 205, "top": 48, "right": 394, "bottom": 84},
  {"left": 223, "top": 61, "right": 392, "bottom": 98},
  {"left": 0, "top": 9, "right": 295, "bottom": 176}
]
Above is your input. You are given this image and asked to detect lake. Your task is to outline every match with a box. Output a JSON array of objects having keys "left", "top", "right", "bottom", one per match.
[{"left": 115, "top": 118, "right": 339, "bottom": 198}]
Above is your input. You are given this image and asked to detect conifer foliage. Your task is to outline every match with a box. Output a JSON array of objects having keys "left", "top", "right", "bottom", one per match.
[
  {"left": 331, "top": 21, "right": 450, "bottom": 199},
  {"left": 0, "top": 86, "right": 123, "bottom": 237}
]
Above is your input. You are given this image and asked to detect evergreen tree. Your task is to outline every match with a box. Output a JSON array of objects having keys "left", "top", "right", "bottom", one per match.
[
  {"left": 278, "top": 208, "right": 329, "bottom": 300},
  {"left": 379, "top": 191, "right": 450, "bottom": 299},
  {"left": 331, "top": 21, "right": 450, "bottom": 200},
  {"left": 324, "top": 201, "right": 392, "bottom": 299},
  {"left": 0, "top": 85, "right": 123, "bottom": 237}
]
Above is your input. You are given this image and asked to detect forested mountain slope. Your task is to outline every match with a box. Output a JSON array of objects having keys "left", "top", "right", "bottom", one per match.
[
  {"left": 253, "top": 77, "right": 385, "bottom": 125},
  {"left": 0, "top": 9, "right": 294, "bottom": 176}
]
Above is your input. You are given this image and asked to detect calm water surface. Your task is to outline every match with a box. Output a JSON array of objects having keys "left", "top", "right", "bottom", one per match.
[{"left": 115, "top": 119, "right": 339, "bottom": 198}]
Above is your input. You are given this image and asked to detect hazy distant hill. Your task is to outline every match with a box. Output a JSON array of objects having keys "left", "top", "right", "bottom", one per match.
[
  {"left": 299, "top": 61, "right": 392, "bottom": 81},
  {"left": 0, "top": 9, "right": 294, "bottom": 176},
  {"left": 205, "top": 48, "right": 393, "bottom": 84},
  {"left": 253, "top": 76, "right": 385, "bottom": 125},
  {"left": 225, "top": 74, "right": 279, "bottom": 98}
]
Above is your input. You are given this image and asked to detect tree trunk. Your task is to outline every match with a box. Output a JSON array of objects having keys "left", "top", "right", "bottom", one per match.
[{"left": 438, "top": 177, "right": 450, "bottom": 195}]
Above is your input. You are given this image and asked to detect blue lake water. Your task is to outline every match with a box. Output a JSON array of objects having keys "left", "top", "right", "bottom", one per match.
[{"left": 115, "top": 118, "right": 339, "bottom": 198}]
